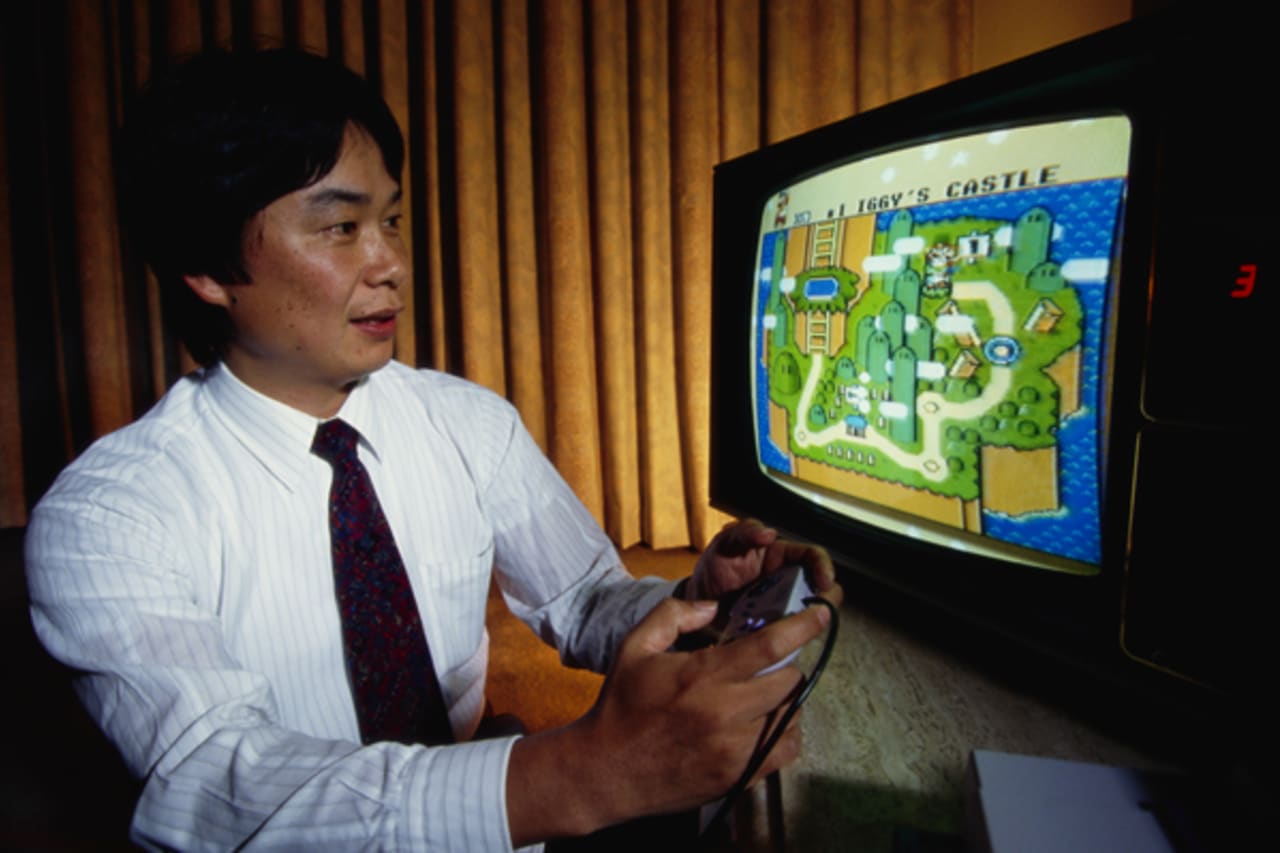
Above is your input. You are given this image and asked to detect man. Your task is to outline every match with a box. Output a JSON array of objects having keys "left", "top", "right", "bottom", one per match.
[{"left": 24, "top": 48, "right": 840, "bottom": 849}]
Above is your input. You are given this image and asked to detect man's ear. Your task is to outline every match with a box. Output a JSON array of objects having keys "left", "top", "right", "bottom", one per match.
[{"left": 183, "top": 273, "right": 235, "bottom": 308}]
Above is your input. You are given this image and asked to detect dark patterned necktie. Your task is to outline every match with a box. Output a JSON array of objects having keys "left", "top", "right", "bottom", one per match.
[{"left": 312, "top": 419, "right": 454, "bottom": 746}]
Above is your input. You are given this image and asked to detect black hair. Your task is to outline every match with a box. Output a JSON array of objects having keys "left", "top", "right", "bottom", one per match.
[{"left": 121, "top": 49, "right": 405, "bottom": 367}]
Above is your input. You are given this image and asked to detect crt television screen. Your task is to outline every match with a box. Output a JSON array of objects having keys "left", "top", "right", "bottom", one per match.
[{"left": 749, "top": 115, "right": 1132, "bottom": 576}]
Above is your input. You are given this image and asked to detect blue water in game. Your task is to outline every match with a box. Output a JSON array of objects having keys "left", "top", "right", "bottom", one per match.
[
  {"left": 753, "top": 179, "right": 1124, "bottom": 567},
  {"left": 804, "top": 276, "right": 839, "bottom": 300}
]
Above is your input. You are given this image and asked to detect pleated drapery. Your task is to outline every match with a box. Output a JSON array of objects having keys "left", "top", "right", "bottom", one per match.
[{"left": 1, "top": 0, "right": 974, "bottom": 549}]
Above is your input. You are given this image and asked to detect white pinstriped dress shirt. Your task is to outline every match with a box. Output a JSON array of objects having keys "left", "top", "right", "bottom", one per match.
[{"left": 25, "top": 359, "right": 672, "bottom": 850}]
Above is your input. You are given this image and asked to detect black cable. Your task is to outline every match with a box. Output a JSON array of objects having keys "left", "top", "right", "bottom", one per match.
[{"left": 700, "top": 596, "right": 840, "bottom": 834}]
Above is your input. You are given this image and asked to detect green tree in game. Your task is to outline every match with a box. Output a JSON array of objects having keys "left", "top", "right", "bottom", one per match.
[
  {"left": 1010, "top": 206, "right": 1053, "bottom": 274},
  {"left": 771, "top": 350, "right": 802, "bottom": 395},
  {"left": 890, "top": 347, "right": 918, "bottom": 443}
]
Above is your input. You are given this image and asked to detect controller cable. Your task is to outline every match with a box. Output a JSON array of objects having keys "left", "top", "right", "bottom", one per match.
[{"left": 699, "top": 596, "right": 840, "bottom": 835}]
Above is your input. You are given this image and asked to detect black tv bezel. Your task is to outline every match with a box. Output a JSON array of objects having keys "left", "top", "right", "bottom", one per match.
[{"left": 708, "top": 15, "right": 1187, "bottom": 700}]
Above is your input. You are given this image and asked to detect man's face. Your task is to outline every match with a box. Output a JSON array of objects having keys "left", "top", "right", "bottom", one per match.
[{"left": 193, "top": 125, "right": 408, "bottom": 417}]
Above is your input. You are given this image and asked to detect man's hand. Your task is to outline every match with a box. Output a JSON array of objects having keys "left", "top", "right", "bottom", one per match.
[
  {"left": 686, "top": 518, "right": 842, "bottom": 607},
  {"left": 504, "top": 594, "right": 832, "bottom": 844}
]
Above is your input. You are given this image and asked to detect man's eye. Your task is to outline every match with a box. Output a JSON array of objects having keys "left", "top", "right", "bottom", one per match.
[
  {"left": 327, "top": 222, "right": 358, "bottom": 236},
  {"left": 384, "top": 214, "right": 402, "bottom": 231}
]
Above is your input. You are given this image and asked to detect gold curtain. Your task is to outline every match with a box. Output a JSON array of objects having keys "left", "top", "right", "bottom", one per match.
[{"left": 0, "top": 0, "right": 972, "bottom": 549}]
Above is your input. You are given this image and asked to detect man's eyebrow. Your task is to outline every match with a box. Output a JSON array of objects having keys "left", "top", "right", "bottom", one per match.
[{"left": 304, "top": 186, "right": 402, "bottom": 210}]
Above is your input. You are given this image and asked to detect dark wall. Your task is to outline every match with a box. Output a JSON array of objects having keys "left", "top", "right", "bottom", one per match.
[{"left": 2, "top": 527, "right": 138, "bottom": 850}]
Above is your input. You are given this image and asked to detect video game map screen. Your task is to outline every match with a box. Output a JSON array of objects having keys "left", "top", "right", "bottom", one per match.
[{"left": 751, "top": 116, "right": 1132, "bottom": 574}]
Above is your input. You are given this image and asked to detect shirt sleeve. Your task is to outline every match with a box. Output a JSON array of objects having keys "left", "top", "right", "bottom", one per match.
[
  {"left": 461, "top": 396, "right": 676, "bottom": 674},
  {"left": 25, "top": 463, "right": 522, "bottom": 852}
]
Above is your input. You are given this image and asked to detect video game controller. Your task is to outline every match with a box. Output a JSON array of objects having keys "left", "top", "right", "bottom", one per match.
[
  {"left": 694, "top": 566, "right": 818, "bottom": 832},
  {"left": 718, "top": 564, "right": 814, "bottom": 675}
]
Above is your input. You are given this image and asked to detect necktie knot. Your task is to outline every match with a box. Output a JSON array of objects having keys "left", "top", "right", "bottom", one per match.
[{"left": 312, "top": 419, "right": 359, "bottom": 467}]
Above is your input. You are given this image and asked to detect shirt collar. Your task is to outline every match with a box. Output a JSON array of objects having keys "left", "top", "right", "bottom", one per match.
[
  {"left": 331, "top": 377, "right": 387, "bottom": 465},
  {"left": 204, "top": 363, "right": 385, "bottom": 492}
]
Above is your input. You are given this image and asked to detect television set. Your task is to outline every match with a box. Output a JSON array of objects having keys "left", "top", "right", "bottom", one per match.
[{"left": 709, "top": 6, "right": 1272, "bottom": 723}]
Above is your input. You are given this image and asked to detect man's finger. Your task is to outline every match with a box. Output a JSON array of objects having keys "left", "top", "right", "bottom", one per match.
[
  {"left": 765, "top": 541, "right": 840, "bottom": 598},
  {"left": 713, "top": 518, "right": 777, "bottom": 557},
  {"left": 712, "top": 604, "right": 831, "bottom": 683},
  {"left": 618, "top": 597, "right": 719, "bottom": 660}
]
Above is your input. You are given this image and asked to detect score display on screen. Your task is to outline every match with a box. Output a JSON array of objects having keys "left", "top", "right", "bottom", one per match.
[{"left": 749, "top": 116, "right": 1132, "bottom": 575}]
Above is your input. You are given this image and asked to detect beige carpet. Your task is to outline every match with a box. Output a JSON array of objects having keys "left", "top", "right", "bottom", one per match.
[{"left": 483, "top": 546, "right": 697, "bottom": 733}]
